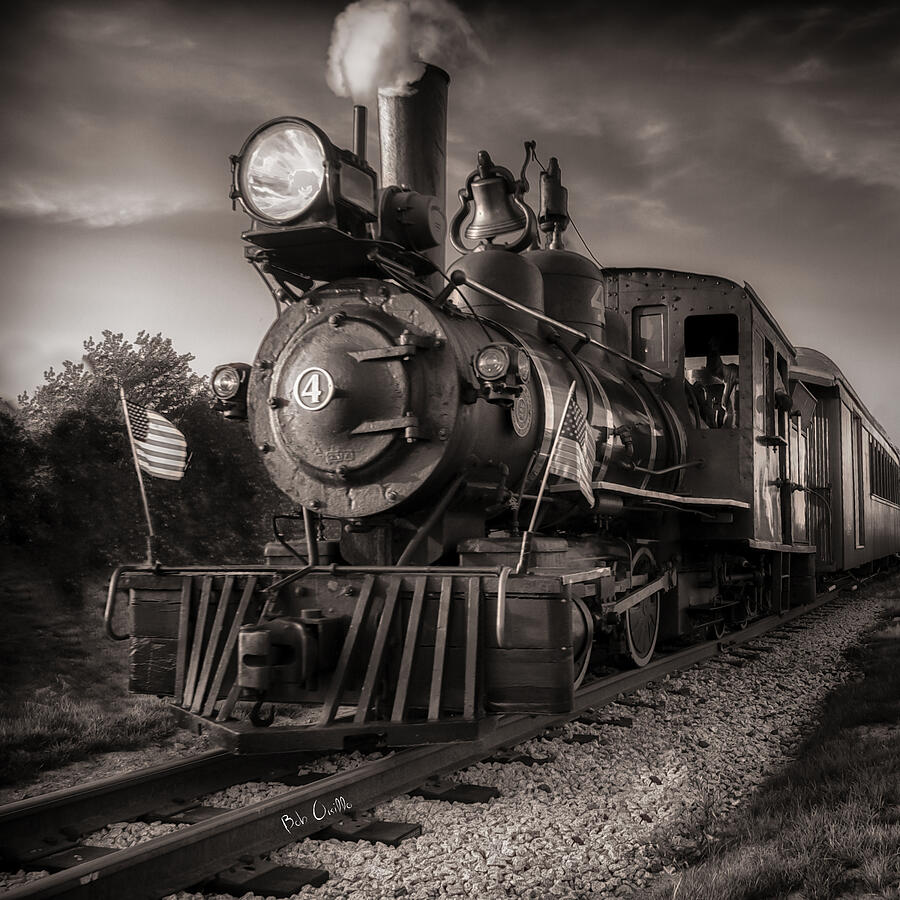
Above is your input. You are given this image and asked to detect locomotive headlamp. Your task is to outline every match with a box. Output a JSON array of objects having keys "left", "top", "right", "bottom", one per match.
[
  {"left": 211, "top": 363, "right": 250, "bottom": 420},
  {"left": 232, "top": 117, "right": 377, "bottom": 230},
  {"left": 212, "top": 365, "right": 242, "bottom": 399},
  {"left": 474, "top": 345, "right": 511, "bottom": 380},
  {"left": 238, "top": 121, "right": 326, "bottom": 223}
]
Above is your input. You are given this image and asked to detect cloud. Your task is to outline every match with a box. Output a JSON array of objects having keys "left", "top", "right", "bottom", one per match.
[
  {"left": 51, "top": 6, "right": 197, "bottom": 52},
  {"left": 775, "top": 56, "right": 833, "bottom": 84},
  {"left": 0, "top": 180, "right": 212, "bottom": 227},
  {"left": 602, "top": 193, "right": 706, "bottom": 237},
  {"left": 774, "top": 110, "right": 900, "bottom": 192}
]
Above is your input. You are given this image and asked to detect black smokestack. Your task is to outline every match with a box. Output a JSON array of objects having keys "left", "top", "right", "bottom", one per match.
[{"left": 378, "top": 64, "right": 449, "bottom": 273}]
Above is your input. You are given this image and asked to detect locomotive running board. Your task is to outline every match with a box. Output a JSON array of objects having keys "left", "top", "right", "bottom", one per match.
[{"left": 548, "top": 480, "right": 751, "bottom": 509}]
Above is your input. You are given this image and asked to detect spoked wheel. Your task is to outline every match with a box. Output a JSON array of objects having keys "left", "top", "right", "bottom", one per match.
[
  {"left": 623, "top": 547, "right": 661, "bottom": 667},
  {"left": 730, "top": 584, "right": 758, "bottom": 630},
  {"left": 730, "top": 603, "right": 749, "bottom": 630}
]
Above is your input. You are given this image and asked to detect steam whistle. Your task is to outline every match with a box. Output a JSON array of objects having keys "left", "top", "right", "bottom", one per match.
[
  {"left": 539, "top": 157, "right": 569, "bottom": 249},
  {"left": 449, "top": 148, "right": 537, "bottom": 253}
]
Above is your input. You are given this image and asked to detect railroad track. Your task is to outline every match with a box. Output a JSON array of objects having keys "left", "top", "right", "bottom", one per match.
[{"left": 0, "top": 587, "right": 851, "bottom": 900}]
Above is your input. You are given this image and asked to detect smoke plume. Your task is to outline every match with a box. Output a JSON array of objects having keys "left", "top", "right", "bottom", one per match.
[{"left": 327, "top": 0, "right": 482, "bottom": 101}]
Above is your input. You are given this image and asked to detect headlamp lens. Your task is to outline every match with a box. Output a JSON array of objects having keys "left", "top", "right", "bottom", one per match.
[
  {"left": 239, "top": 121, "right": 326, "bottom": 223},
  {"left": 475, "top": 345, "right": 510, "bottom": 380},
  {"left": 212, "top": 366, "right": 241, "bottom": 399}
]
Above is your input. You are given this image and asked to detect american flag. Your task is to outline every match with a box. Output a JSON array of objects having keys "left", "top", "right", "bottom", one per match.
[
  {"left": 125, "top": 401, "right": 188, "bottom": 481},
  {"left": 549, "top": 393, "right": 596, "bottom": 506}
]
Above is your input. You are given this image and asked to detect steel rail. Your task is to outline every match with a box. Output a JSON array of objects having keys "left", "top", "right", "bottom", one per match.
[
  {"left": 4, "top": 588, "right": 845, "bottom": 900},
  {"left": 0, "top": 750, "right": 316, "bottom": 869}
]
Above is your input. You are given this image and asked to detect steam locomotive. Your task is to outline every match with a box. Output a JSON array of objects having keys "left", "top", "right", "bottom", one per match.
[{"left": 109, "top": 66, "right": 900, "bottom": 753}]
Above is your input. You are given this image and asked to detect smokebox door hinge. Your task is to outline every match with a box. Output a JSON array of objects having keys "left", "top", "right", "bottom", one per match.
[
  {"left": 349, "top": 345, "right": 419, "bottom": 362},
  {"left": 351, "top": 415, "right": 422, "bottom": 441}
]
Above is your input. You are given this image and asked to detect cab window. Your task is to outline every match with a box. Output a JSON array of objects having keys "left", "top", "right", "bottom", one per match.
[
  {"left": 683, "top": 313, "right": 740, "bottom": 429},
  {"left": 632, "top": 305, "right": 667, "bottom": 366}
]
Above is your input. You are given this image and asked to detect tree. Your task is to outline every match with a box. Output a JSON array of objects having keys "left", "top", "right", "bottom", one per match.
[
  {"left": 0, "top": 411, "right": 43, "bottom": 545},
  {"left": 18, "top": 331, "right": 207, "bottom": 432},
  {"left": 11, "top": 330, "right": 289, "bottom": 596}
]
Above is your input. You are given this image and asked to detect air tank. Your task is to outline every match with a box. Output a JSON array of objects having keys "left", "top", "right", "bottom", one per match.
[
  {"left": 448, "top": 246, "right": 545, "bottom": 332},
  {"left": 525, "top": 249, "right": 605, "bottom": 338}
]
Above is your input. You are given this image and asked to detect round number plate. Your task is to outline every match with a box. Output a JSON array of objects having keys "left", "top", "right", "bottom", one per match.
[
  {"left": 293, "top": 366, "right": 335, "bottom": 411},
  {"left": 512, "top": 383, "right": 534, "bottom": 436}
]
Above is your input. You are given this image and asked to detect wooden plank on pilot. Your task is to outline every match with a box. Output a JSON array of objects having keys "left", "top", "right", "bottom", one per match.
[
  {"left": 202, "top": 576, "right": 258, "bottom": 717},
  {"left": 428, "top": 577, "right": 453, "bottom": 721},
  {"left": 463, "top": 577, "right": 480, "bottom": 720},
  {"left": 391, "top": 576, "right": 425, "bottom": 722},
  {"left": 190, "top": 575, "right": 234, "bottom": 714},
  {"left": 173, "top": 577, "right": 193, "bottom": 705},
  {"left": 318, "top": 575, "right": 376, "bottom": 725},
  {"left": 354, "top": 578, "right": 401, "bottom": 724},
  {"left": 215, "top": 682, "right": 242, "bottom": 723},
  {"left": 182, "top": 575, "right": 213, "bottom": 709}
]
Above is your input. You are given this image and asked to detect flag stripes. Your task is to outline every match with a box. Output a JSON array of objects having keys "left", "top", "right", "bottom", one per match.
[
  {"left": 126, "top": 401, "right": 188, "bottom": 481},
  {"left": 549, "top": 392, "right": 596, "bottom": 506}
]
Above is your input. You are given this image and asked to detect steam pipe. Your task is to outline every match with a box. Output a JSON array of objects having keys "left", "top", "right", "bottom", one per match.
[
  {"left": 352, "top": 104, "right": 367, "bottom": 163},
  {"left": 302, "top": 506, "right": 319, "bottom": 567},
  {"left": 396, "top": 472, "right": 467, "bottom": 565}
]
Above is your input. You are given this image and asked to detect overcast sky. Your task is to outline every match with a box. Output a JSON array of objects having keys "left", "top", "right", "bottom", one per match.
[{"left": 2, "top": 0, "right": 899, "bottom": 439}]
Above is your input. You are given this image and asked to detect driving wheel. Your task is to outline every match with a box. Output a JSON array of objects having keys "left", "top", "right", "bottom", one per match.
[{"left": 623, "top": 547, "right": 661, "bottom": 667}]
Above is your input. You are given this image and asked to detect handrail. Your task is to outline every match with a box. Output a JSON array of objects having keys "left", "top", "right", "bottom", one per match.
[
  {"left": 108, "top": 563, "right": 510, "bottom": 576},
  {"left": 104, "top": 566, "right": 131, "bottom": 641},
  {"left": 452, "top": 270, "right": 668, "bottom": 379}
]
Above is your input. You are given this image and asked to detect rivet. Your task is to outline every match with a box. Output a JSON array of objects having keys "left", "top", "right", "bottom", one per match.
[{"left": 258, "top": 442, "right": 273, "bottom": 453}]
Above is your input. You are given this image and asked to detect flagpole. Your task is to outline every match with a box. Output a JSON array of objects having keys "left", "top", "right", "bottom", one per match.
[
  {"left": 120, "top": 386, "right": 157, "bottom": 565},
  {"left": 515, "top": 381, "right": 577, "bottom": 574}
]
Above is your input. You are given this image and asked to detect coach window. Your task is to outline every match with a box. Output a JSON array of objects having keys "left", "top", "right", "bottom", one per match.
[
  {"left": 776, "top": 354, "right": 790, "bottom": 439},
  {"left": 683, "top": 313, "right": 740, "bottom": 429},
  {"left": 632, "top": 305, "right": 667, "bottom": 367}
]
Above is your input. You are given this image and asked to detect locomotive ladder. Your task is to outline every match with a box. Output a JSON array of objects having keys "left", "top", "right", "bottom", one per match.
[{"left": 173, "top": 573, "right": 483, "bottom": 729}]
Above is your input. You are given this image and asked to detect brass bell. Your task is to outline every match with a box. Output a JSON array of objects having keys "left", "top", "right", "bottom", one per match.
[
  {"left": 464, "top": 151, "right": 527, "bottom": 241},
  {"left": 449, "top": 148, "right": 538, "bottom": 254}
]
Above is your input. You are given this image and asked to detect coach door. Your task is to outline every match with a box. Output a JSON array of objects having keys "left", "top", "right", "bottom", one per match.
[
  {"left": 806, "top": 402, "right": 833, "bottom": 564},
  {"left": 789, "top": 416, "right": 808, "bottom": 544},
  {"left": 754, "top": 336, "right": 791, "bottom": 545}
]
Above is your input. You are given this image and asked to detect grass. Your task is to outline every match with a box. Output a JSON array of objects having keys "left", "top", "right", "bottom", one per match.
[
  {"left": 647, "top": 585, "right": 900, "bottom": 900},
  {"left": 0, "top": 551, "right": 175, "bottom": 786}
]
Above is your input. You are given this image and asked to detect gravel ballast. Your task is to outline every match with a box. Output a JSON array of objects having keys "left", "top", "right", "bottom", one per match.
[{"left": 1, "top": 587, "right": 892, "bottom": 899}]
